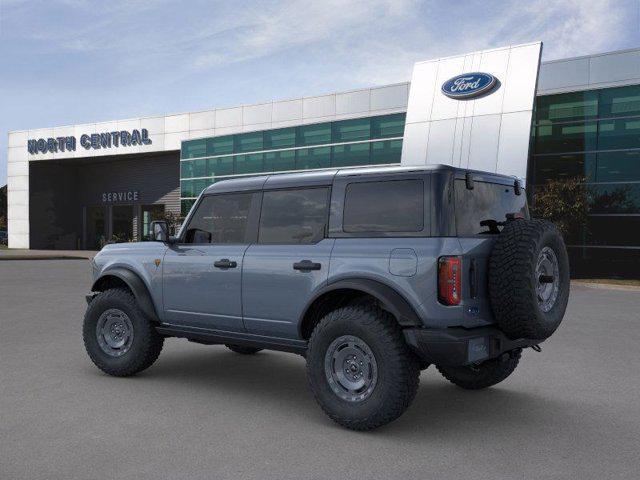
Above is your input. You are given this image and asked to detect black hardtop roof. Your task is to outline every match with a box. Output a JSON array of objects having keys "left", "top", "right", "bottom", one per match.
[{"left": 202, "top": 164, "right": 519, "bottom": 195}]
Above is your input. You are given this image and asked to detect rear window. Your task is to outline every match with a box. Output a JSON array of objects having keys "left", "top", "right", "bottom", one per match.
[
  {"left": 343, "top": 179, "right": 424, "bottom": 233},
  {"left": 455, "top": 180, "right": 529, "bottom": 235}
]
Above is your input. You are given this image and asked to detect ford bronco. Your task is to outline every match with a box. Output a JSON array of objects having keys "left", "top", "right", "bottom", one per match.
[{"left": 83, "top": 165, "right": 569, "bottom": 430}]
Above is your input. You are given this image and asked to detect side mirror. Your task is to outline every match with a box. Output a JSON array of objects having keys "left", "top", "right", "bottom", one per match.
[{"left": 150, "top": 220, "right": 169, "bottom": 243}]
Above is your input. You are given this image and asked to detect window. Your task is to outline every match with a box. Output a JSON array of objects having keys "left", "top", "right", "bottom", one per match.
[
  {"left": 264, "top": 150, "right": 296, "bottom": 172},
  {"left": 343, "top": 180, "right": 424, "bottom": 233},
  {"left": 332, "top": 143, "right": 370, "bottom": 167},
  {"left": 234, "top": 132, "right": 263, "bottom": 153},
  {"left": 208, "top": 156, "right": 234, "bottom": 176},
  {"left": 264, "top": 128, "right": 296, "bottom": 149},
  {"left": 371, "top": 113, "right": 406, "bottom": 139},
  {"left": 259, "top": 188, "right": 329, "bottom": 244},
  {"left": 181, "top": 139, "right": 206, "bottom": 159},
  {"left": 297, "top": 124, "right": 331, "bottom": 146},
  {"left": 455, "top": 181, "right": 529, "bottom": 236},
  {"left": 370, "top": 139, "right": 402, "bottom": 165},
  {"left": 296, "top": 147, "right": 331, "bottom": 170},
  {"left": 235, "top": 153, "right": 264, "bottom": 175},
  {"left": 332, "top": 118, "right": 370, "bottom": 142},
  {"left": 184, "top": 193, "right": 252, "bottom": 244},
  {"left": 206, "top": 136, "right": 233, "bottom": 156}
]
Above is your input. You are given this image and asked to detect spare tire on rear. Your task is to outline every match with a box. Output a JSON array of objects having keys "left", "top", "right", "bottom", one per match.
[{"left": 489, "top": 219, "right": 570, "bottom": 340}]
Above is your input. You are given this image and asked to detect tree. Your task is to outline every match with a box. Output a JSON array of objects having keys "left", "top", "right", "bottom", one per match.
[{"left": 530, "top": 177, "right": 589, "bottom": 242}]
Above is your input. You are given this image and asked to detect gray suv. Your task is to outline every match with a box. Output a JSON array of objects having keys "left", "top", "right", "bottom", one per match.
[{"left": 84, "top": 165, "right": 570, "bottom": 430}]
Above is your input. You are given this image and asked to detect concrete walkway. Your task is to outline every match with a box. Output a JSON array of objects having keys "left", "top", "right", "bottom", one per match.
[{"left": 0, "top": 249, "right": 95, "bottom": 260}]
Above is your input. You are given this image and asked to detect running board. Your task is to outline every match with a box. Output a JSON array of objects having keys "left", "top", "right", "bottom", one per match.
[{"left": 156, "top": 324, "right": 308, "bottom": 355}]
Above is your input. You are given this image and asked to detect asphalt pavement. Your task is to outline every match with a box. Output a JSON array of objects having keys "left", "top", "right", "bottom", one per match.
[{"left": 1, "top": 260, "right": 639, "bottom": 480}]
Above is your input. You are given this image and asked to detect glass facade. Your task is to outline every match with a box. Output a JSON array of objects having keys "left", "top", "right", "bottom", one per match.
[
  {"left": 529, "top": 84, "right": 640, "bottom": 276},
  {"left": 180, "top": 113, "right": 405, "bottom": 215}
]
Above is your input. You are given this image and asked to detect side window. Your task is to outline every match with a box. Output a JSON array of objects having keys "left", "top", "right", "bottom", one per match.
[
  {"left": 259, "top": 188, "right": 329, "bottom": 244},
  {"left": 184, "top": 193, "right": 252, "bottom": 244},
  {"left": 343, "top": 179, "right": 424, "bottom": 233}
]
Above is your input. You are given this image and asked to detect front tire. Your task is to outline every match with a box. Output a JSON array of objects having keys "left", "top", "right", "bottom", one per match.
[
  {"left": 436, "top": 349, "right": 521, "bottom": 390},
  {"left": 83, "top": 288, "right": 164, "bottom": 376},
  {"left": 306, "top": 303, "right": 420, "bottom": 431}
]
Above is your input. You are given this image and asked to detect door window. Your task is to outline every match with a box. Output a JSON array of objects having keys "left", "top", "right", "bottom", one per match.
[
  {"left": 184, "top": 193, "right": 252, "bottom": 244},
  {"left": 258, "top": 188, "right": 329, "bottom": 244}
]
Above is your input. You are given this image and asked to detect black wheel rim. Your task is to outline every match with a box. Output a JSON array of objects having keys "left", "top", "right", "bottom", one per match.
[
  {"left": 324, "top": 335, "right": 378, "bottom": 402},
  {"left": 96, "top": 308, "right": 134, "bottom": 357}
]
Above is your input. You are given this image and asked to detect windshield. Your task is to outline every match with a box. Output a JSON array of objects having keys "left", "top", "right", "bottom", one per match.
[{"left": 454, "top": 180, "right": 529, "bottom": 235}]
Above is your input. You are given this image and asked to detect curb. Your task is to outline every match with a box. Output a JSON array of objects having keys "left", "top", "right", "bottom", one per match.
[
  {"left": 571, "top": 280, "right": 640, "bottom": 292},
  {"left": 0, "top": 256, "right": 91, "bottom": 261}
]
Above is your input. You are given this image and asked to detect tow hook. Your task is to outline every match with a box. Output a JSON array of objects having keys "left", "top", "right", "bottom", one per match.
[{"left": 530, "top": 344, "right": 542, "bottom": 352}]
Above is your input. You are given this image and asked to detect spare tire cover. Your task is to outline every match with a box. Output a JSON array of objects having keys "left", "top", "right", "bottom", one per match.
[{"left": 489, "top": 219, "right": 570, "bottom": 340}]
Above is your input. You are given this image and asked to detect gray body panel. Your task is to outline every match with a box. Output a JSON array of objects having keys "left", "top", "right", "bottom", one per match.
[
  {"left": 90, "top": 164, "right": 516, "bottom": 349},
  {"left": 162, "top": 244, "right": 248, "bottom": 331}
]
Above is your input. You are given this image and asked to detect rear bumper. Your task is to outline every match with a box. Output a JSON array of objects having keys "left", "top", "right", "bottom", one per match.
[{"left": 403, "top": 326, "right": 540, "bottom": 367}]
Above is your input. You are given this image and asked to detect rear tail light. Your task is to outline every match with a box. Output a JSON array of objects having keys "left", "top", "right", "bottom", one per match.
[{"left": 438, "top": 256, "right": 462, "bottom": 306}]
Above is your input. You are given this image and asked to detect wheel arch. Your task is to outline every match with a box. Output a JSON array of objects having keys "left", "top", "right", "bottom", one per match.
[
  {"left": 298, "top": 278, "right": 422, "bottom": 339},
  {"left": 92, "top": 267, "right": 159, "bottom": 322}
]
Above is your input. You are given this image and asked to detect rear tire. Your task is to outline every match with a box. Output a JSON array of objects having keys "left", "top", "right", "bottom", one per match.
[
  {"left": 225, "top": 344, "right": 263, "bottom": 355},
  {"left": 306, "top": 303, "right": 420, "bottom": 431},
  {"left": 437, "top": 349, "right": 521, "bottom": 390},
  {"left": 83, "top": 288, "right": 164, "bottom": 377}
]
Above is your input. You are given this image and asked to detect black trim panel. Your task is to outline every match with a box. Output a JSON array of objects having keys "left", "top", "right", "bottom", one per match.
[
  {"left": 92, "top": 267, "right": 159, "bottom": 321},
  {"left": 299, "top": 278, "right": 423, "bottom": 333},
  {"left": 156, "top": 324, "right": 308, "bottom": 354}
]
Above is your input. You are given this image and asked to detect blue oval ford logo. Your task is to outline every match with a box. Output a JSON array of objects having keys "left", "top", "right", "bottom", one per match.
[{"left": 441, "top": 72, "right": 497, "bottom": 99}]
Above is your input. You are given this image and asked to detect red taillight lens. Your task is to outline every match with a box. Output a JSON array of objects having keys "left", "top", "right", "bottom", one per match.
[{"left": 438, "top": 256, "right": 462, "bottom": 306}]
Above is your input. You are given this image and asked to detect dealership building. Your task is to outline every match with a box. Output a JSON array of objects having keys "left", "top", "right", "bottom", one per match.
[{"left": 6, "top": 45, "right": 640, "bottom": 275}]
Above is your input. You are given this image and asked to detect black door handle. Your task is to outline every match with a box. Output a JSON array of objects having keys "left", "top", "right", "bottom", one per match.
[
  {"left": 214, "top": 258, "right": 237, "bottom": 269},
  {"left": 293, "top": 260, "right": 321, "bottom": 271}
]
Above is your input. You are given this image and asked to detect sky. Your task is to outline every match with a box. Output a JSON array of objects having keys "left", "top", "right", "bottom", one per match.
[{"left": 1, "top": 0, "right": 639, "bottom": 186}]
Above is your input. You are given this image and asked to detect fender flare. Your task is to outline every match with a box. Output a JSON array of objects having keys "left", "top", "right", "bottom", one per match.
[
  {"left": 92, "top": 267, "right": 159, "bottom": 322},
  {"left": 299, "top": 278, "right": 422, "bottom": 329}
]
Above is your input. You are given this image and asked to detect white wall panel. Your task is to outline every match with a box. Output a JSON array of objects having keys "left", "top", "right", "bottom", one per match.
[
  {"left": 370, "top": 84, "right": 409, "bottom": 111},
  {"left": 272, "top": 99, "right": 303, "bottom": 122},
  {"left": 405, "top": 66, "right": 437, "bottom": 124},
  {"left": 215, "top": 107, "right": 243, "bottom": 128},
  {"left": 9, "top": 131, "right": 28, "bottom": 147},
  {"left": 8, "top": 233, "right": 29, "bottom": 249},
  {"left": 467, "top": 114, "right": 502, "bottom": 171},
  {"left": 589, "top": 50, "right": 640, "bottom": 85},
  {"left": 8, "top": 147, "right": 27, "bottom": 163},
  {"left": 242, "top": 103, "right": 272, "bottom": 125},
  {"left": 538, "top": 58, "right": 589, "bottom": 92},
  {"left": 303, "top": 95, "right": 335, "bottom": 118},
  {"left": 496, "top": 111, "right": 534, "bottom": 181},
  {"left": 400, "top": 122, "right": 430, "bottom": 166},
  {"left": 140, "top": 116, "right": 165, "bottom": 134},
  {"left": 7, "top": 161, "right": 28, "bottom": 177},
  {"left": 425, "top": 119, "right": 456, "bottom": 165},
  {"left": 164, "top": 114, "right": 189, "bottom": 133},
  {"left": 502, "top": 43, "right": 541, "bottom": 112},
  {"left": 189, "top": 111, "right": 215, "bottom": 131},
  {"left": 402, "top": 42, "right": 541, "bottom": 182},
  {"left": 336, "top": 90, "right": 370, "bottom": 115}
]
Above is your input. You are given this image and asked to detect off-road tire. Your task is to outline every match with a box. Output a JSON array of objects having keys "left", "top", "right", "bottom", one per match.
[
  {"left": 83, "top": 288, "right": 164, "bottom": 376},
  {"left": 489, "top": 219, "right": 570, "bottom": 340},
  {"left": 437, "top": 349, "right": 521, "bottom": 390},
  {"left": 306, "top": 303, "right": 420, "bottom": 431},
  {"left": 225, "top": 344, "right": 263, "bottom": 355}
]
